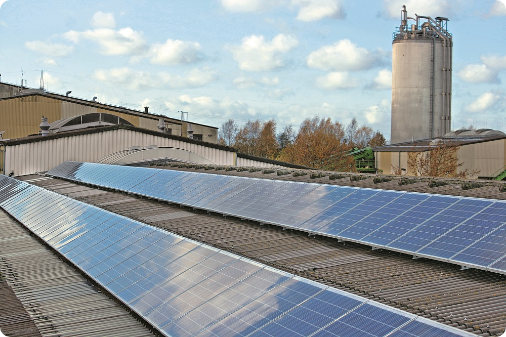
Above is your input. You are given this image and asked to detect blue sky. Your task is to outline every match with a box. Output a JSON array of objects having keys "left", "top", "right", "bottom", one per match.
[{"left": 0, "top": 0, "right": 505, "bottom": 141}]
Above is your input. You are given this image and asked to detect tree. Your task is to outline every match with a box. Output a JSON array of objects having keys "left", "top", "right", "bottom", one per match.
[
  {"left": 278, "top": 125, "right": 295, "bottom": 150},
  {"left": 369, "top": 131, "right": 387, "bottom": 147},
  {"left": 218, "top": 119, "right": 238, "bottom": 146},
  {"left": 257, "top": 119, "right": 279, "bottom": 159},
  {"left": 406, "top": 140, "right": 480, "bottom": 178},
  {"left": 345, "top": 117, "right": 358, "bottom": 146},
  {"left": 234, "top": 120, "right": 262, "bottom": 156},
  {"left": 354, "top": 125, "right": 374, "bottom": 148},
  {"left": 279, "top": 116, "right": 355, "bottom": 171}
]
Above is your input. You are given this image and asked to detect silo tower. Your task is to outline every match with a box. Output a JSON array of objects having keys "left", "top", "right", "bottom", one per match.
[{"left": 391, "top": 6, "right": 452, "bottom": 144}]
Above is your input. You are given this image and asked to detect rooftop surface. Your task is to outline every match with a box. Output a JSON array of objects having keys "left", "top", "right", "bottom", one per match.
[
  {"left": 0, "top": 208, "right": 157, "bottom": 337},
  {"left": 17, "top": 166, "right": 506, "bottom": 336}
]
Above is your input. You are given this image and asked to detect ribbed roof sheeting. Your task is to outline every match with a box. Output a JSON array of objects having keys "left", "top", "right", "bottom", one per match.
[
  {"left": 47, "top": 162, "right": 506, "bottom": 275},
  {"left": 0, "top": 175, "right": 472, "bottom": 337}
]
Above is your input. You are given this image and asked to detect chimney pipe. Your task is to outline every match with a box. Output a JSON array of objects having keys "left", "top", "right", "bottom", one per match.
[
  {"left": 144, "top": 106, "right": 149, "bottom": 114},
  {"left": 40, "top": 116, "right": 50, "bottom": 136}
]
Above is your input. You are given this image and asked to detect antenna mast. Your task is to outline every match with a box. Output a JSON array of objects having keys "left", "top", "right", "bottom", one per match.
[{"left": 40, "top": 70, "right": 45, "bottom": 90}]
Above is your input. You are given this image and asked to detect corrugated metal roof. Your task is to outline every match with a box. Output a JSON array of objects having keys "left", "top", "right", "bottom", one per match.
[
  {"left": 23, "top": 173, "right": 506, "bottom": 336},
  {"left": 0, "top": 208, "right": 157, "bottom": 337}
]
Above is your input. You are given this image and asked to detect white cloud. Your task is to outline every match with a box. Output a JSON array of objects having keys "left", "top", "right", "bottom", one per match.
[
  {"left": 94, "top": 67, "right": 217, "bottom": 90},
  {"left": 64, "top": 27, "right": 147, "bottom": 56},
  {"left": 233, "top": 77, "right": 257, "bottom": 89},
  {"left": 233, "top": 76, "right": 280, "bottom": 89},
  {"left": 488, "top": 0, "right": 506, "bottom": 17},
  {"left": 482, "top": 55, "right": 506, "bottom": 70},
  {"left": 228, "top": 34, "right": 298, "bottom": 71},
  {"left": 150, "top": 39, "right": 203, "bottom": 65},
  {"left": 364, "top": 99, "right": 389, "bottom": 125},
  {"left": 466, "top": 91, "right": 503, "bottom": 112},
  {"left": 458, "top": 55, "right": 506, "bottom": 84},
  {"left": 261, "top": 76, "right": 280, "bottom": 85},
  {"left": 165, "top": 95, "right": 258, "bottom": 120},
  {"left": 220, "top": 0, "right": 283, "bottom": 12},
  {"left": 316, "top": 72, "right": 357, "bottom": 89},
  {"left": 25, "top": 41, "right": 74, "bottom": 57},
  {"left": 221, "top": 0, "right": 345, "bottom": 21},
  {"left": 0, "top": 0, "right": 8, "bottom": 10},
  {"left": 293, "top": 0, "right": 345, "bottom": 21},
  {"left": 267, "top": 88, "right": 294, "bottom": 99},
  {"left": 369, "top": 69, "right": 392, "bottom": 89},
  {"left": 307, "top": 39, "right": 384, "bottom": 71},
  {"left": 42, "top": 58, "right": 57, "bottom": 66},
  {"left": 458, "top": 64, "right": 498, "bottom": 83},
  {"left": 91, "top": 11, "right": 116, "bottom": 28},
  {"left": 382, "top": 0, "right": 453, "bottom": 19}
]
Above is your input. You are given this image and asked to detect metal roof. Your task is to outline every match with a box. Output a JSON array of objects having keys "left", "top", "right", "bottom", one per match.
[
  {"left": 0, "top": 207, "right": 156, "bottom": 337},
  {"left": 19, "top": 171, "right": 506, "bottom": 336}
]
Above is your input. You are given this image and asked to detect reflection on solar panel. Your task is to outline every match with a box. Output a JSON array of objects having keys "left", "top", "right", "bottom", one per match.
[
  {"left": 0, "top": 175, "right": 473, "bottom": 337},
  {"left": 46, "top": 162, "right": 506, "bottom": 275}
]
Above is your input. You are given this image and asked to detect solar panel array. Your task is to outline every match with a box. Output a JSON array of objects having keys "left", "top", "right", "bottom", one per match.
[
  {"left": 48, "top": 161, "right": 506, "bottom": 275},
  {"left": 0, "top": 175, "right": 473, "bottom": 337}
]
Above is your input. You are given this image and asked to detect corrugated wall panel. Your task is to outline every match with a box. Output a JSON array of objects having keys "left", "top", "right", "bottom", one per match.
[{"left": 5, "top": 128, "right": 243, "bottom": 175}]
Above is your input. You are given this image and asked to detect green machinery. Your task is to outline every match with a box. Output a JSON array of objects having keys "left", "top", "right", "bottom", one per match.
[
  {"left": 349, "top": 147, "right": 376, "bottom": 173},
  {"left": 491, "top": 164, "right": 506, "bottom": 181}
]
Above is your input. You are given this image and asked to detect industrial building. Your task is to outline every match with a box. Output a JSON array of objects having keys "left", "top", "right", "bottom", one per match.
[
  {"left": 374, "top": 129, "right": 506, "bottom": 179},
  {"left": 0, "top": 81, "right": 218, "bottom": 143},
  {"left": 391, "top": 6, "right": 453, "bottom": 144}
]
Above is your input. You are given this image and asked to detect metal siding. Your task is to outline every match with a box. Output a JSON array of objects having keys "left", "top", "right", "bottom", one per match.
[
  {"left": 61, "top": 101, "right": 97, "bottom": 119},
  {"left": 0, "top": 96, "right": 61, "bottom": 140},
  {"left": 4, "top": 128, "right": 239, "bottom": 175}
]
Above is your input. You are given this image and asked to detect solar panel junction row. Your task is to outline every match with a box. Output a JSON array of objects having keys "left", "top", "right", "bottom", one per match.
[
  {"left": 47, "top": 161, "right": 506, "bottom": 276},
  {"left": 0, "top": 175, "right": 473, "bottom": 337}
]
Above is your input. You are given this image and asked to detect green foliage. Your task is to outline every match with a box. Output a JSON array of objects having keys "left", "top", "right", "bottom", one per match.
[
  {"left": 373, "top": 177, "right": 392, "bottom": 184},
  {"left": 461, "top": 182, "right": 483, "bottom": 190},
  {"left": 428, "top": 180, "right": 448, "bottom": 188}
]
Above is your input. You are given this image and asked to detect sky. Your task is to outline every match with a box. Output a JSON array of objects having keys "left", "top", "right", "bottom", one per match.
[{"left": 0, "top": 0, "right": 505, "bottom": 141}]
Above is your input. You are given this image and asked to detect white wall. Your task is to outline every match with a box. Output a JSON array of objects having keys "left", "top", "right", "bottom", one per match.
[{"left": 5, "top": 128, "right": 287, "bottom": 176}]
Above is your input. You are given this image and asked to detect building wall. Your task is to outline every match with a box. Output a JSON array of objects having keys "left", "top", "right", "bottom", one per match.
[
  {"left": 457, "top": 139, "right": 505, "bottom": 178},
  {"left": 236, "top": 157, "right": 282, "bottom": 168},
  {"left": 374, "top": 139, "right": 506, "bottom": 178},
  {"left": 3, "top": 128, "right": 274, "bottom": 176},
  {"left": 0, "top": 95, "right": 62, "bottom": 139},
  {"left": 0, "top": 94, "right": 217, "bottom": 143}
]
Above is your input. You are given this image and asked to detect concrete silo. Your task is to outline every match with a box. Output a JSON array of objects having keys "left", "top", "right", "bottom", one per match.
[{"left": 391, "top": 6, "right": 452, "bottom": 144}]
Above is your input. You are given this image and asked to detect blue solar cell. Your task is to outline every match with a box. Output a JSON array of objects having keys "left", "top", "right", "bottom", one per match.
[
  {"left": 252, "top": 288, "right": 363, "bottom": 337},
  {"left": 389, "top": 318, "right": 468, "bottom": 337},
  {"left": 315, "top": 303, "right": 411, "bottom": 337}
]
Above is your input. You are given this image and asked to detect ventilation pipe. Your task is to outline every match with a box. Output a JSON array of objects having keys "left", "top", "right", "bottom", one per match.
[
  {"left": 157, "top": 118, "right": 166, "bottom": 132},
  {"left": 144, "top": 106, "right": 149, "bottom": 114},
  {"left": 40, "top": 116, "right": 50, "bottom": 136},
  {"left": 187, "top": 123, "right": 194, "bottom": 139}
]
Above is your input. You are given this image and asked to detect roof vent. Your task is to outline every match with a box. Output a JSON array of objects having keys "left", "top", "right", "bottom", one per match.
[
  {"left": 40, "top": 116, "right": 50, "bottom": 136},
  {"left": 144, "top": 106, "right": 149, "bottom": 114}
]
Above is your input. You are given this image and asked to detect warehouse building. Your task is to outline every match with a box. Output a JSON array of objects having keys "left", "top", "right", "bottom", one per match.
[
  {"left": 0, "top": 81, "right": 218, "bottom": 143},
  {"left": 374, "top": 130, "right": 506, "bottom": 179}
]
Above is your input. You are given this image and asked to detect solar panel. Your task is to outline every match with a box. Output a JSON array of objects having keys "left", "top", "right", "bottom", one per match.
[
  {"left": 46, "top": 162, "right": 506, "bottom": 275},
  {"left": 0, "top": 174, "right": 474, "bottom": 337}
]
